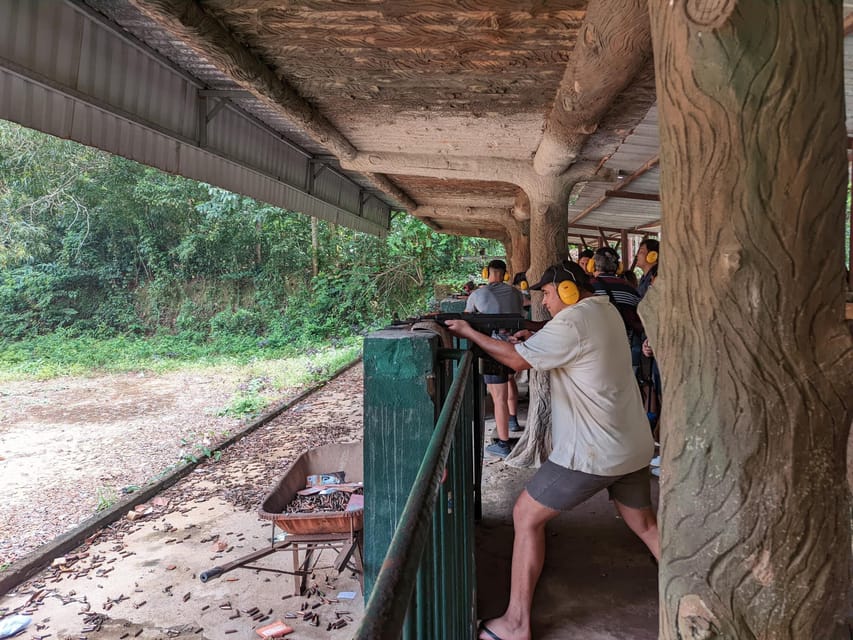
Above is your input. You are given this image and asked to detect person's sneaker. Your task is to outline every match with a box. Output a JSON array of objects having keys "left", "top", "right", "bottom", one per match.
[
  {"left": 485, "top": 440, "right": 512, "bottom": 459},
  {"left": 650, "top": 466, "right": 661, "bottom": 478},
  {"left": 650, "top": 455, "right": 661, "bottom": 467},
  {"left": 508, "top": 416, "right": 524, "bottom": 432}
]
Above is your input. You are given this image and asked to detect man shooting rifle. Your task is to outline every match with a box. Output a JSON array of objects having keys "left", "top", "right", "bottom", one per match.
[{"left": 444, "top": 261, "right": 659, "bottom": 640}]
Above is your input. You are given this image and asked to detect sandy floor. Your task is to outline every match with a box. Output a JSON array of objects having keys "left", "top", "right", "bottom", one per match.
[
  {"left": 0, "top": 368, "right": 329, "bottom": 565},
  {"left": 1, "top": 365, "right": 365, "bottom": 640}
]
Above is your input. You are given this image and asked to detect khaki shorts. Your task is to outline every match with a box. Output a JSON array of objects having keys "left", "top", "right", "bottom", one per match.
[{"left": 526, "top": 460, "right": 652, "bottom": 511}]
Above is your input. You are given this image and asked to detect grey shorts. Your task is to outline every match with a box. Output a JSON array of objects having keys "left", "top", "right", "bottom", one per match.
[
  {"left": 484, "top": 372, "right": 510, "bottom": 385},
  {"left": 526, "top": 460, "right": 652, "bottom": 511}
]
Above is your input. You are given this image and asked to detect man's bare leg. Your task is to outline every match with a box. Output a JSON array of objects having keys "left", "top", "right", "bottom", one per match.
[
  {"left": 614, "top": 500, "right": 660, "bottom": 560},
  {"left": 479, "top": 490, "right": 560, "bottom": 640},
  {"left": 488, "top": 382, "right": 510, "bottom": 441},
  {"left": 507, "top": 377, "right": 519, "bottom": 422}
]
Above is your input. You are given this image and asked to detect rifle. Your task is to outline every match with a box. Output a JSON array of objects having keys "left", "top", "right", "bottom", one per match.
[{"left": 392, "top": 312, "right": 536, "bottom": 336}]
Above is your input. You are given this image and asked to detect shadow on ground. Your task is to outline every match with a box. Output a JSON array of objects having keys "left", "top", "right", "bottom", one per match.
[{"left": 476, "top": 437, "right": 660, "bottom": 639}]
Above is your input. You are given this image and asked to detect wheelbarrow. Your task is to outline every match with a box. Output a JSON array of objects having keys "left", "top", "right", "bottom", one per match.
[{"left": 199, "top": 441, "right": 364, "bottom": 596}]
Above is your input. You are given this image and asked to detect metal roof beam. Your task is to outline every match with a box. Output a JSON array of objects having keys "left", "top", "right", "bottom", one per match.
[
  {"left": 603, "top": 190, "right": 660, "bottom": 201},
  {"left": 569, "top": 154, "right": 659, "bottom": 224}
]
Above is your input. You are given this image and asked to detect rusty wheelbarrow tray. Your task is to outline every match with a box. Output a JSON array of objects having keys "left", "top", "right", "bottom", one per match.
[{"left": 199, "top": 442, "right": 364, "bottom": 593}]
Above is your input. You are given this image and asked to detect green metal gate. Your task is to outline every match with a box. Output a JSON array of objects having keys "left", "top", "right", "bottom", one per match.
[{"left": 356, "top": 327, "right": 482, "bottom": 639}]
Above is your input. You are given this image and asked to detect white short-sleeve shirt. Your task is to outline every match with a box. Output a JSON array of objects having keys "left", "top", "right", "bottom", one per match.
[{"left": 514, "top": 296, "right": 653, "bottom": 476}]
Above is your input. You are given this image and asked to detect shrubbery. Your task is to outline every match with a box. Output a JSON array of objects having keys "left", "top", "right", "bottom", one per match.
[{"left": 0, "top": 120, "right": 498, "bottom": 363}]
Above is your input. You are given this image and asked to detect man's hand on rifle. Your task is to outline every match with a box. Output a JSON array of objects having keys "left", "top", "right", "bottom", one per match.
[
  {"left": 443, "top": 319, "right": 475, "bottom": 340},
  {"left": 510, "top": 329, "right": 533, "bottom": 343},
  {"left": 444, "top": 319, "right": 532, "bottom": 372}
]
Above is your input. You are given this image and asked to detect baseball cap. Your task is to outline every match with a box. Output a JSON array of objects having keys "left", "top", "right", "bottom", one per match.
[{"left": 528, "top": 261, "right": 590, "bottom": 291}]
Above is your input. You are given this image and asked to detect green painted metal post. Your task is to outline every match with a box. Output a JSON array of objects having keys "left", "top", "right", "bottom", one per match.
[
  {"left": 439, "top": 297, "right": 468, "bottom": 313},
  {"left": 362, "top": 329, "right": 439, "bottom": 599}
]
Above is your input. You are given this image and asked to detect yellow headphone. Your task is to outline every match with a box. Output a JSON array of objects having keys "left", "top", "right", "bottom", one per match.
[
  {"left": 482, "top": 265, "right": 511, "bottom": 281},
  {"left": 520, "top": 280, "right": 529, "bottom": 291},
  {"left": 585, "top": 259, "right": 595, "bottom": 274},
  {"left": 556, "top": 264, "right": 581, "bottom": 306},
  {"left": 646, "top": 250, "right": 658, "bottom": 265}
]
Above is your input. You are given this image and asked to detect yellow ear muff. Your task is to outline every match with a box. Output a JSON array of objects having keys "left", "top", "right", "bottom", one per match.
[
  {"left": 585, "top": 259, "right": 595, "bottom": 274},
  {"left": 646, "top": 250, "right": 658, "bottom": 265},
  {"left": 482, "top": 267, "right": 489, "bottom": 279},
  {"left": 557, "top": 280, "right": 580, "bottom": 306},
  {"left": 616, "top": 261, "right": 624, "bottom": 275},
  {"left": 520, "top": 280, "right": 529, "bottom": 291},
  {"left": 503, "top": 273, "right": 510, "bottom": 282}
]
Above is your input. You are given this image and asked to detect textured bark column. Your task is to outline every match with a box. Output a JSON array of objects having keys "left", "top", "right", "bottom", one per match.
[
  {"left": 505, "top": 181, "right": 570, "bottom": 468},
  {"left": 508, "top": 224, "right": 531, "bottom": 276},
  {"left": 646, "top": 3, "right": 853, "bottom": 638}
]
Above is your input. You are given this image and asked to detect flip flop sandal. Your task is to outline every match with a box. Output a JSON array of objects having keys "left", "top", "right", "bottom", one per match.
[{"left": 478, "top": 621, "right": 504, "bottom": 640}]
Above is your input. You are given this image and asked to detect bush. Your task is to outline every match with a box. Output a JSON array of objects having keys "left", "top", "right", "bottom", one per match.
[
  {"left": 210, "top": 308, "right": 266, "bottom": 337},
  {"left": 175, "top": 299, "right": 210, "bottom": 335}
]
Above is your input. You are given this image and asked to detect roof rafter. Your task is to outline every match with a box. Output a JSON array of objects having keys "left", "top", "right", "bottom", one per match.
[{"left": 569, "top": 154, "right": 659, "bottom": 225}]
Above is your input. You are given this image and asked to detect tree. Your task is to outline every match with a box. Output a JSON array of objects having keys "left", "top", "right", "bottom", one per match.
[{"left": 646, "top": 3, "right": 853, "bottom": 637}]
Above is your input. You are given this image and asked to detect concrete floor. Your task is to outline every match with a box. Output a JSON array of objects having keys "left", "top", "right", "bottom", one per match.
[{"left": 477, "top": 407, "right": 660, "bottom": 640}]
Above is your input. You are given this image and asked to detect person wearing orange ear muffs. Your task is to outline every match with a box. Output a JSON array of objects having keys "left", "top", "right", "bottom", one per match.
[
  {"left": 466, "top": 259, "right": 526, "bottom": 458},
  {"left": 635, "top": 238, "right": 659, "bottom": 299},
  {"left": 443, "top": 261, "right": 659, "bottom": 640},
  {"left": 577, "top": 248, "right": 595, "bottom": 274}
]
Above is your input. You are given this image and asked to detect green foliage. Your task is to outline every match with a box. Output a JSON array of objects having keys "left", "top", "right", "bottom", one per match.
[
  {"left": 218, "top": 392, "right": 267, "bottom": 419},
  {"left": 0, "top": 120, "right": 501, "bottom": 354},
  {"left": 95, "top": 486, "right": 118, "bottom": 512},
  {"left": 181, "top": 445, "right": 223, "bottom": 464}
]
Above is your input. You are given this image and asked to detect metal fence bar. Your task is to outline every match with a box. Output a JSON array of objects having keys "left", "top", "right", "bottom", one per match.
[{"left": 353, "top": 350, "right": 473, "bottom": 639}]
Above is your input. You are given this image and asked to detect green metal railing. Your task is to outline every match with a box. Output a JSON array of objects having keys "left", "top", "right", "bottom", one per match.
[{"left": 354, "top": 348, "right": 479, "bottom": 639}]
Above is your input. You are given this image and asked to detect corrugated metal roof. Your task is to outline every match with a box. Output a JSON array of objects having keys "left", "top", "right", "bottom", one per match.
[
  {"left": 0, "top": 0, "right": 392, "bottom": 236},
  {"left": 568, "top": 19, "right": 853, "bottom": 237}
]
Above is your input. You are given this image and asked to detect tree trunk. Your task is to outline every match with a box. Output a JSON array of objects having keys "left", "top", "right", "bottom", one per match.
[
  {"left": 505, "top": 185, "right": 569, "bottom": 468},
  {"left": 646, "top": 3, "right": 853, "bottom": 638},
  {"left": 508, "top": 223, "right": 531, "bottom": 277},
  {"left": 310, "top": 216, "right": 319, "bottom": 277}
]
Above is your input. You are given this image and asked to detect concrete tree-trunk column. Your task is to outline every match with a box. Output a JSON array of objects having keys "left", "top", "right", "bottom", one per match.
[
  {"left": 508, "top": 224, "right": 530, "bottom": 277},
  {"left": 505, "top": 182, "right": 570, "bottom": 468},
  {"left": 646, "top": 2, "right": 853, "bottom": 638},
  {"left": 503, "top": 240, "right": 515, "bottom": 276}
]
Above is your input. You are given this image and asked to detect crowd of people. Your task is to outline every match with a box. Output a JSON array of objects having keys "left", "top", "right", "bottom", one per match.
[{"left": 448, "top": 239, "right": 660, "bottom": 640}]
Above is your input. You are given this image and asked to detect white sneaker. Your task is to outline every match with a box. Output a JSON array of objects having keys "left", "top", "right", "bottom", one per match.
[
  {"left": 650, "top": 456, "right": 661, "bottom": 467},
  {"left": 650, "top": 467, "right": 661, "bottom": 477}
]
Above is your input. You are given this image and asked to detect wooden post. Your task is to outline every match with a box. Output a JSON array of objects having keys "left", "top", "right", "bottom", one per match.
[
  {"left": 362, "top": 330, "right": 438, "bottom": 598},
  {"left": 848, "top": 155, "right": 852, "bottom": 290},
  {"left": 646, "top": 2, "right": 853, "bottom": 638}
]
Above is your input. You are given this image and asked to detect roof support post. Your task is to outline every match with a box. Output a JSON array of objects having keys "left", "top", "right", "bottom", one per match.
[
  {"left": 647, "top": 2, "right": 853, "bottom": 638},
  {"left": 504, "top": 174, "right": 580, "bottom": 469},
  {"left": 196, "top": 94, "right": 207, "bottom": 148},
  {"left": 620, "top": 229, "right": 632, "bottom": 267}
]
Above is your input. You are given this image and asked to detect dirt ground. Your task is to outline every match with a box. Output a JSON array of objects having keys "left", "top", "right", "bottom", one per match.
[
  {"left": 1, "top": 365, "right": 365, "bottom": 640},
  {"left": 0, "top": 368, "right": 332, "bottom": 566}
]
